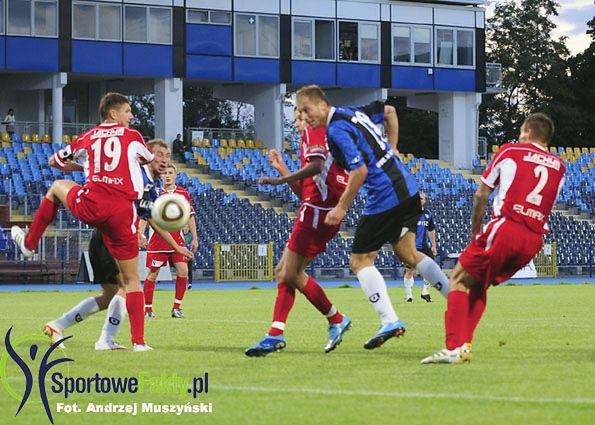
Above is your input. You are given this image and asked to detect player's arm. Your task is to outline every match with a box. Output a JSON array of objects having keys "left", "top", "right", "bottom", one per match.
[
  {"left": 383, "top": 105, "right": 400, "bottom": 155},
  {"left": 261, "top": 158, "right": 323, "bottom": 185},
  {"left": 326, "top": 163, "right": 367, "bottom": 226},
  {"left": 146, "top": 218, "right": 193, "bottom": 260},
  {"left": 429, "top": 230, "right": 437, "bottom": 256},
  {"left": 49, "top": 146, "right": 84, "bottom": 172},
  {"left": 138, "top": 219, "right": 148, "bottom": 248},
  {"left": 259, "top": 149, "right": 302, "bottom": 198},
  {"left": 470, "top": 184, "right": 492, "bottom": 238},
  {"left": 188, "top": 214, "right": 199, "bottom": 252}
]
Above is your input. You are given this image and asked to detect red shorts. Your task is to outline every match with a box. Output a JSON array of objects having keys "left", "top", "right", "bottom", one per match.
[
  {"left": 459, "top": 217, "right": 543, "bottom": 288},
  {"left": 67, "top": 186, "right": 138, "bottom": 261},
  {"left": 286, "top": 205, "right": 341, "bottom": 258},
  {"left": 146, "top": 252, "right": 186, "bottom": 269}
]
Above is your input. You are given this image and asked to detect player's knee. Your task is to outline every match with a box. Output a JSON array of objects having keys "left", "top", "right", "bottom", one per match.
[{"left": 349, "top": 256, "right": 368, "bottom": 274}]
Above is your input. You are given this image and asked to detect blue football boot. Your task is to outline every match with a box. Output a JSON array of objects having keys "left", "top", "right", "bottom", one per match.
[
  {"left": 324, "top": 315, "right": 352, "bottom": 353},
  {"left": 245, "top": 335, "right": 287, "bottom": 357},
  {"left": 363, "top": 320, "right": 406, "bottom": 350}
]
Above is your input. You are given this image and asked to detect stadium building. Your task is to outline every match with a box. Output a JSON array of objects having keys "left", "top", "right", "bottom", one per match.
[{"left": 0, "top": 0, "right": 593, "bottom": 281}]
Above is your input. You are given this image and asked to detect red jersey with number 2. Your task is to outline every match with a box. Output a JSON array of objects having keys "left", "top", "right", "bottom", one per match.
[
  {"left": 147, "top": 186, "right": 195, "bottom": 253},
  {"left": 61, "top": 123, "right": 153, "bottom": 200},
  {"left": 481, "top": 142, "right": 565, "bottom": 234}
]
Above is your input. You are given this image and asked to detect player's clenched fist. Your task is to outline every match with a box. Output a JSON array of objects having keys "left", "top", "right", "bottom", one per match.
[
  {"left": 267, "top": 149, "right": 285, "bottom": 170},
  {"left": 325, "top": 206, "right": 346, "bottom": 226}
]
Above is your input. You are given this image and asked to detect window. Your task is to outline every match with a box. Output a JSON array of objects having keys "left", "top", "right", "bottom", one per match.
[
  {"left": 393, "top": 25, "right": 431, "bottom": 65},
  {"left": 457, "top": 29, "right": 474, "bottom": 66},
  {"left": 0, "top": 0, "right": 5, "bottom": 34},
  {"left": 292, "top": 18, "right": 335, "bottom": 60},
  {"left": 235, "top": 14, "right": 279, "bottom": 57},
  {"left": 339, "top": 21, "right": 379, "bottom": 63},
  {"left": 124, "top": 5, "right": 171, "bottom": 44},
  {"left": 436, "top": 27, "right": 474, "bottom": 67},
  {"left": 74, "top": 2, "right": 121, "bottom": 41},
  {"left": 187, "top": 9, "right": 231, "bottom": 25},
  {"left": 7, "top": 0, "right": 57, "bottom": 37}
]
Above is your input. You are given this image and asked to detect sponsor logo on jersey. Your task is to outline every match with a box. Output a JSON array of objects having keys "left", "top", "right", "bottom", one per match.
[
  {"left": 513, "top": 204, "right": 546, "bottom": 221},
  {"left": 90, "top": 127, "right": 125, "bottom": 140},
  {"left": 91, "top": 175, "right": 124, "bottom": 185}
]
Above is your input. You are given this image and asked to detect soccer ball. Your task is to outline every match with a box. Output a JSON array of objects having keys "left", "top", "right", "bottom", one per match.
[{"left": 151, "top": 193, "right": 191, "bottom": 231}]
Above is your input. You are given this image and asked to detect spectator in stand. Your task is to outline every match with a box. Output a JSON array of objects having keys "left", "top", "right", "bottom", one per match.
[
  {"left": 3, "top": 109, "right": 16, "bottom": 138},
  {"left": 173, "top": 133, "right": 185, "bottom": 161}
]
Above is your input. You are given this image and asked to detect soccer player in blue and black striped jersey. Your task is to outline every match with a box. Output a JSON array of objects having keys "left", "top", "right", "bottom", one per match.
[
  {"left": 404, "top": 191, "right": 437, "bottom": 303},
  {"left": 296, "top": 85, "right": 449, "bottom": 350}
]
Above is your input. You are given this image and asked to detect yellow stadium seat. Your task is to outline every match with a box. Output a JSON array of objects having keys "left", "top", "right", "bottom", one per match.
[
  {"left": 255, "top": 140, "right": 263, "bottom": 149},
  {"left": 226, "top": 147, "right": 234, "bottom": 155},
  {"left": 492, "top": 145, "right": 499, "bottom": 153},
  {"left": 581, "top": 147, "right": 588, "bottom": 154},
  {"left": 192, "top": 138, "right": 201, "bottom": 147},
  {"left": 32, "top": 133, "right": 39, "bottom": 142},
  {"left": 0, "top": 157, "right": 6, "bottom": 163},
  {"left": 284, "top": 141, "right": 291, "bottom": 151},
  {"left": 590, "top": 148, "right": 595, "bottom": 154},
  {"left": 291, "top": 153, "right": 298, "bottom": 161},
  {"left": 203, "top": 138, "right": 210, "bottom": 147},
  {"left": 246, "top": 139, "right": 254, "bottom": 149},
  {"left": 242, "top": 157, "right": 250, "bottom": 164},
  {"left": 237, "top": 139, "right": 246, "bottom": 148},
  {"left": 1, "top": 133, "right": 9, "bottom": 142},
  {"left": 23, "top": 147, "right": 32, "bottom": 154},
  {"left": 229, "top": 139, "right": 237, "bottom": 148},
  {"left": 42, "top": 134, "right": 51, "bottom": 143},
  {"left": 261, "top": 148, "right": 267, "bottom": 155},
  {"left": 220, "top": 139, "right": 228, "bottom": 148},
  {"left": 17, "top": 152, "right": 25, "bottom": 158},
  {"left": 235, "top": 162, "right": 243, "bottom": 169},
  {"left": 217, "top": 147, "right": 225, "bottom": 157},
  {"left": 21, "top": 134, "right": 30, "bottom": 142},
  {"left": 573, "top": 147, "right": 581, "bottom": 156},
  {"left": 549, "top": 146, "right": 556, "bottom": 153},
  {"left": 193, "top": 151, "right": 200, "bottom": 159},
  {"left": 62, "top": 135, "right": 70, "bottom": 144},
  {"left": 480, "top": 159, "right": 487, "bottom": 166}
]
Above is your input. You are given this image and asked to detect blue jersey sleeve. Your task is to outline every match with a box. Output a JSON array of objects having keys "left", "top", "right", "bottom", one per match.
[
  {"left": 327, "top": 122, "right": 365, "bottom": 172},
  {"left": 351, "top": 101, "right": 385, "bottom": 125}
]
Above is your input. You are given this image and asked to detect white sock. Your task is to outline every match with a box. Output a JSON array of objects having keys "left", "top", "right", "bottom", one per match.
[
  {"left": 98, "top": 295, "right": 126, "bottom": 343},
  {"left": 53, "top": 297, "right": 100, "bottom": 330},
  {"left": 404, "top": 276, "right": 414, "bottom": 299},
  {"left": 415, "top": 257, "right": 449, "bottom": 298},
  {"left": 422, "top": 280, "right": 431, "bottom": 296},
  {"left": 356, "top": 266, "right": 399, "bottom": 324}
]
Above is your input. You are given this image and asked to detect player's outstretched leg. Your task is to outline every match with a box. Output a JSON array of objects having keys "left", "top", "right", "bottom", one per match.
[
  {"left": 43, "top": 297, "right": 100, "bottom": 349},
  {"left": 95, "top": 289, "right": 127, "bottom": 351},
  {"left": 245, "top": 282, "right": 294, "bottom": 357},
  {"left": 352, "top": 253, "right": 405, "bottom": 350}
]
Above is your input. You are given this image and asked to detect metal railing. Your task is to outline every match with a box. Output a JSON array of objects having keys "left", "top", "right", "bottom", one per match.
[
  {"left": 186, "top": 127, "right": 255, "bottom": 143},
  {"left": 2, "top": 121, "right": 97, "bottom": 139}
]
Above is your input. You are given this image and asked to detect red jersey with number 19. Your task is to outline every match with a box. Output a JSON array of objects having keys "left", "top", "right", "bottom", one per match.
[
  {"left": 56, "top": 123, "right": 153, "bottom": 200},
  {"left": 481, "top": 142, "right": 565, "bottom": 234}
]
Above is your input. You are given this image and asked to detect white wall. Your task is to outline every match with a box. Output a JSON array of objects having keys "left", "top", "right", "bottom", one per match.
[{"left": 154, "top": 78, "right": 184, "bottom": 146}]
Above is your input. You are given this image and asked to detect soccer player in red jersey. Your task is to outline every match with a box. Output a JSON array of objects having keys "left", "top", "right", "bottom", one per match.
[
  {"left": 140, "top": 163, "right": 198, "bottom": 319},
  {"left": 422, "top": 113, "right": 566, "bottom": 364},
  {"left": 12, "top": 92, "right": 155, "bottom": 352},
  {"left": 245, "top": 109, "right": 352, "bottom": 356}
]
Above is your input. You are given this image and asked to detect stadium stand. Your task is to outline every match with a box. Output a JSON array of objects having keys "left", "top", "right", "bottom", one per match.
[{"left": 0, "top": 134, "right": 593, "bottom": 277}]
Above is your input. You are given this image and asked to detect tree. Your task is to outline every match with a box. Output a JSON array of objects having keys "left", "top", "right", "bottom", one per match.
[
  {"left": 567, "top": 17, "right": 595, "bottom": 145},
  {"left": 481, "top": 0, "right": 578, "bottom": 146},
  {"left": 129, "top": 94, "right": 155, "bottom": 138}
]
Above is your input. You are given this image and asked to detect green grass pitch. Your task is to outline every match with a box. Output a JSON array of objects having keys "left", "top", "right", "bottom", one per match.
[{"left": 1, "top": 284, "right": 594, "bottom": 425}]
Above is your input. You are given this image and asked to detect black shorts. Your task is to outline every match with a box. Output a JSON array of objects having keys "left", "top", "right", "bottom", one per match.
[
  {"left": 89, "top": 229, "right": 120, "bottom": 285},
  {"left": 405, "top": 248, "right": 434, "bottom": 269},
  {"left": 352, "top": 194, "right": 422, "bottom": 254}
]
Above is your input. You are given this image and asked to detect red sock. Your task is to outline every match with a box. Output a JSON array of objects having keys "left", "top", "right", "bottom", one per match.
[
  {"left": 173, "top": 276, "right": 187, "bottom": 310},
  {"left": 467, "top": 286, "right": 487, "bottom": 344},
  {"left": 445, "top": 290, "right": 469, "bottom": 350},
  {"left": 300, "top": 276, "right": 343, "bottom": 324},
  {"left": 126, "top": 291, "right": 145, "bottom": 345},
  {"left": 25, "top": 197, "right": 59, "bottom": 250},
  {"left": 268, "top": 282, "right": 295, "bottom": 336},
  {"left": 143, "top": 279, "right": 156, "bottom": 312}
]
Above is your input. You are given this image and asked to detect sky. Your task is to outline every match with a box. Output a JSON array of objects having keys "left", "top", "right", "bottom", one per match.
[{"left": 485, "top": 0, "right": 594, "bottom": 55}]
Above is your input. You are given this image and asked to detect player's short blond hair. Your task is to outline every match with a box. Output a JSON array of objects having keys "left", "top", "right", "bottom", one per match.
[
  {"left": 148, "top": 139, "right": 169, "bottom": 152},
  {"left": 523, "top": 113, "right": 555, "bottom": 145},
  {"left": 99, "top": 92, "right": 129, "bottom": 121},
  {"left": 296, "top": 85, "right": 330, "bottom": 105},
  {"left": 165, "top": 163, "right": 177, "bottom": 173}
]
